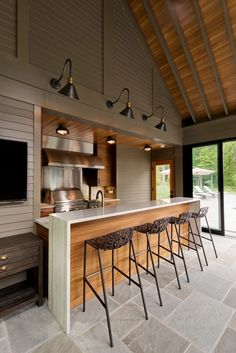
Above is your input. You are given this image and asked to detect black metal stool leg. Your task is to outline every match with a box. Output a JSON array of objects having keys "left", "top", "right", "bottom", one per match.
[
  {"left": 146, "top": 236, "right": 149, "bottom": 273},
  {"left": 205, "top": 215, "right": 218, "bottom": 258},
  {"left": 174, "top": 223, "right": 189, "bottom": 283},
  {"left": 97, "top": 248, "right": 114, "bottom": 347},
  {"left": 112, "top": 248, "right": 115, "bottom": 296},
  {"left": 188, "top": 222, "right": 203, "bottom": 271},
  {"left": 82, "top": 241, "right": 87, "bottom": 312},
  {"left": 193, "top": 217, "right": 208, "bottom": 266},
  {"left": 166, "top": 228, "right": 181, "bottom": 289},
  {"left": 146, "top": 234, "right": 163, "bottom": 306},
  {"left": 157, "top": 230, "right": 160, "bottom": 268},
  {"left": 130, "top": 239, "right": 148, "bottom": 320},
  {"left": 129, "top": 240, "right": 131, "bottom": 285}
]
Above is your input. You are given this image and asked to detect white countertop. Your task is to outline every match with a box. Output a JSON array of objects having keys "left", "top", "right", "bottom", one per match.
[{"left": 35, "top": 197, "right": 198, "bottom": 229}]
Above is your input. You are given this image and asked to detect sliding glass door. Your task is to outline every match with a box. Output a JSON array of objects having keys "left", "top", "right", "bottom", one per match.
[
  {"left": 192, "top": 144, "right": 222, "bottom": 233},
  {"left": 188, "top": 139, "right": 236, "bottom": 236},
  {"left": 223, "top": 141, "right": 236, "bottom": 236}
]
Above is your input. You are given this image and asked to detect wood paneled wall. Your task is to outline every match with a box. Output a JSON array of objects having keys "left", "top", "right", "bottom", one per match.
[
  {"left": 0, "top": 96, "right": 34, "bottom": 238},
  {"left": 0, "top": 0, "right": 16, "bottom": 57}
]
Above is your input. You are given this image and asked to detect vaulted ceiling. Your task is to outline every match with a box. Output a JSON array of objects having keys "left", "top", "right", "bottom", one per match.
[{"left": 128, "top": 0, "right": 236, "bottom": 126}]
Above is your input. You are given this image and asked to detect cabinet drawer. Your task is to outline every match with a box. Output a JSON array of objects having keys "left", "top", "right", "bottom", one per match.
[
  {"left": 0, "top": 256, "right": 39, "bottom": 278},
  {"left": 0, "top": 246, "right": 39, "bottom": 266}
]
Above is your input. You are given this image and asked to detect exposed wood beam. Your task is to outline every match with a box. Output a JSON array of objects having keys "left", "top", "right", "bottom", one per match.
[
  {"left": 141, "top": 0, "right": 197, "bottom": 123},
  {"left": 193, "top": 1, "right": 228, "bottom": 116},
  {"left": 122, "top": 0, "right": 182, "bottom": 123},
  {"left": 220, "top": 0, "right": 236, "bottom": 66},
  {"left": 167, "top": 0, "right": 211, "bottom": 120}
]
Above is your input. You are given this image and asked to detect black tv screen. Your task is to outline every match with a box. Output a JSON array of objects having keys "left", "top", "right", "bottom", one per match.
[{"left": 0, "top": 139, "right": 27, "bottom": 203}]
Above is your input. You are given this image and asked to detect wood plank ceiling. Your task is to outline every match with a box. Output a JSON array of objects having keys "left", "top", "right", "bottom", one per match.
[
  {"left": 128, "top": 0, "right": 236, "bottom": 126},
  {"left": 41, "top": 110, "right": 168, "bottom": 150}
]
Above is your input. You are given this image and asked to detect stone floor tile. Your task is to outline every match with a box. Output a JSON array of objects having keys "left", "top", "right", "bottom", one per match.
[
  {"left": 70, "top": 296, "right": 119, "bottom": 338},
  {"left": 0, "top": 338, "right": 11, "bottom": 353},
  {"left": 205, "top": 262, "right": 236, "bottom": 282},
  {"left": 29, "top": 333, "right": 82, "bottom": 353},
  {"left": 0, "top": 321, "right": 6, "bottom": 340},
  {"left": 5, "top": 304, "right": 61, "bottom": 353},
  {"left": 164, "top": 280, "right": 193, "bottom": 300},
  {"left": 214, "top": 327, "right": 236, "bottom": 353},
  {"left": 74, "top": 323, "right": 132, "bottom": 353},
  {"left": 141, "top": 264, "right": 178, "bottom": 288},
  {"left": 133, "top": 286, "right": 181, "bottom": 322},
  {"left": 166, "top": 291, "right": 233, "bottom": 352},
  {"left": 228, "top": 311, "right": 236, "bottom": 330},
  {"left": 185, "top": 345, "right": 204, "bottom": 353},
  {"left": 107, "top": 276, "right": 151, "bottom": 305},
  {"left": 103, "top": 302, "right": 146, "bottom": 339},
  {"left": 123, "top": 316, "right": 189, "bottom": 353},
  {"left": 181, "top": 268, "right": 232, "bottom": 301},
  {"left": 223, "top": 288, "right": 236, "bottom": 309}
]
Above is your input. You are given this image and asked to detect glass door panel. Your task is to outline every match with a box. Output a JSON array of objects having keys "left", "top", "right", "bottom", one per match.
[
  {"left": 192, "top": 145, "right": 221, "bottom": 231},
  {"left": 223, "top": 140, "right": 236, "bottom": 236},
  {"left": 152, "top": 160, "right": 174, "bottom": 200}
]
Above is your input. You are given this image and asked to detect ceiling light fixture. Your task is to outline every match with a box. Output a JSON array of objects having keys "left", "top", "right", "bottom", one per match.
[
  {"left": 56, "top": 125, "right": 69, "bottom": 136},
  {"left": 106, "top": 88, "right": 134, "bottom": 119},
  {"left": 50, "top": 58, "right": 79, "bottom": 100},
  {"left": 106, "top": 136, "right": 116, "bottom": 144},
  {"left": 143, "top": 144, "right": 152, "bottom": 151},
  {"left": 142, "top": 105, "right": 167, "bottom": 131}
]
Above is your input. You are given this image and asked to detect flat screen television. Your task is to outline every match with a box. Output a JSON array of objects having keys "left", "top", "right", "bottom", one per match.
[{"left": 0, "top": 139, "right": 27, "bottom": 203}]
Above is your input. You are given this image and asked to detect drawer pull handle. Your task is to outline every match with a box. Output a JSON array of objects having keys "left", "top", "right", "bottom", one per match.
[
  {"left": 1, "top": 255, "right": 7, "bottom": 260},
  {"left": 1, "top": 265, "right": 7, "bottom": 270}
]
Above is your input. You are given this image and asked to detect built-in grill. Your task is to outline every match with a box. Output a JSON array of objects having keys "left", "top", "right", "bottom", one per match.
[{"left": 51, "top": 189, "right": 89, "bottom": 213}]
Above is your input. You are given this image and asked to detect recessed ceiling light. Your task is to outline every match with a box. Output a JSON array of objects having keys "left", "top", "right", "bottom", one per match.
[
  {"left": 106, "top": 136, "right": 116, "bottom": 144},
  {"left": 160, "top": 144, "right": 165, "bottom": 148},
  {"left": 143, "top": 144, "right": 151, "bottom": 151}
]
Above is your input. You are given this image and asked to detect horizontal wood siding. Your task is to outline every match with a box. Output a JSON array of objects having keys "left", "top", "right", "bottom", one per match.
[
  {"left": 0, "top": 96, "right": 34, "bottom": 238},
  {"left": 116, "top": 145, "right": 151, "bottom": 202},
  {"left": 29, "top": 0, "right": 103, "bottom": 93},
  {"left": 112, "top": 0, "right": 152, "bottom": 112},
  {"left": 0, "top": 0, "right": 16, "bottom": 57}
]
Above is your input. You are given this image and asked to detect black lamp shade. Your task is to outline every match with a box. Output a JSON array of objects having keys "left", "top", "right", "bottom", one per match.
[
  {"left": 120, "top": 103, "right": 134, "bottom": 119},
  {"left": 56, "top": 125, "right": 69, "bottom": 136},
  {"left": 106, "top": 136, "right": 116, "bottom": 144},
  {"left": 144, "top": 144, "right": 151, "bottom": 151},
  {"left": 58, "top": 79, "right": 79, "bottom": 100},
  {"left": 155, "top": 118, "right": 167, "bottom": 131}
]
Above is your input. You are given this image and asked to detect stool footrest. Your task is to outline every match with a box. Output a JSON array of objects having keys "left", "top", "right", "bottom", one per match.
[
  {"left": 84, "top": 278, "right": 106, "bottom": 308},
  {"left": 130, "top": 257, "right": 155, "bottom": 277},
  {"left": 113, "top": 265, "right": 140, "bottom": 287}
]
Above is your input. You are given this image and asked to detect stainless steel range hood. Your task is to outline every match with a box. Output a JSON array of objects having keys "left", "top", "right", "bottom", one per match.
[{"left": 42, "top": 135, "right": 105, "bottom": 169}]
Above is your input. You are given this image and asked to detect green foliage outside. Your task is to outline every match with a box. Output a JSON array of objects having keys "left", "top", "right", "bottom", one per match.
[{"left": 192, "top": 141, "right": 236, "bottom": 192}]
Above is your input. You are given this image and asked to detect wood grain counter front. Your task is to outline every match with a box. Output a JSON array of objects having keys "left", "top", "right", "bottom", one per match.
[{"left": 36, "top": 198, "right": 200, "bottom": 334}]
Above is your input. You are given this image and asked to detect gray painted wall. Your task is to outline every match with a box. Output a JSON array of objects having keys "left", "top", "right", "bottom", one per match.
[
  {"left": 0, "top": 96, "right": 34, "bottom": 238},
  {"left": 183, "top": 114, "right": 236, "bottom": 145},
  {"left": 117, "top": 145, "right": 151, "bottom": 202},
  {"left": 0, "top": 0, "right": 182, "bottom": 238}
]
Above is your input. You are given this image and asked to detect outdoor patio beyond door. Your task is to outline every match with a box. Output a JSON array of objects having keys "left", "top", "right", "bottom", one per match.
[{"left": 152, "top": 160, "right": 174, "bottom": 200}]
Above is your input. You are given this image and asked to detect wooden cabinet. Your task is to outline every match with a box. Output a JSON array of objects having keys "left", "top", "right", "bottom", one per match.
[
  {"left": 0, "top": 233, "right": 43, "bottom": 315},
  {"left": 40, "top": 206, "right": 54, "bottom": 217}
]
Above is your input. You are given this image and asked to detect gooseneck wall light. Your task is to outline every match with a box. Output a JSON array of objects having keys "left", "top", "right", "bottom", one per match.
[
  {"left": 142, "top": 105, "right": 167, "bottom": 131},
  {"left": 106, "top": 88, "right": 134, "bottom": 118},
  {"left": 50, "top": 58, "right": 79, "bottom": 100}
]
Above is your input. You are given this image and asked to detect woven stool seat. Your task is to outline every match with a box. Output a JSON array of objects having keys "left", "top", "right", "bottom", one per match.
[{"left": 87, "top": 228, "right": 133, "bottom": 250}]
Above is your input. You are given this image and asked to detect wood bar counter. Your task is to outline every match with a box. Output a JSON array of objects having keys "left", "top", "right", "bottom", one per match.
[{"left": 35, "top": 197, "right": 200, "bottom": 334}]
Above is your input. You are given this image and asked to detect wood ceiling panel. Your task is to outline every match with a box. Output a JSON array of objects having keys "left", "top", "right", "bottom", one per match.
[
  {"left": 129, "top": 0, "right": 236, "bottom": 125},
  {"left": 41, "top": 110, "right": 169, "bottom": 150}
]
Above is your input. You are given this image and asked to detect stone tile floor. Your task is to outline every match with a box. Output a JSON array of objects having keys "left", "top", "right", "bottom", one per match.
[{"left": 1, "top": 234, "right": 236, "bottom": 353}]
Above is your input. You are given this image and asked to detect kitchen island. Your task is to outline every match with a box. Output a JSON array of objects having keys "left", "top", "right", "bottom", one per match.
[{"left": 35, "top": 197, "right": 200, "bottom": 334}]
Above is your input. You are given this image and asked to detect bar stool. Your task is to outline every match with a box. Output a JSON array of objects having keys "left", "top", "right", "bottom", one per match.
[
  {"left": 134, "top": 217, "right": 182, "bottom": 307},
  {"left": 191, "top": 206, "right": 218, "bottom": 260},
  {"left": 170, "top": 212, "right": 203, "bottom": 272},
  {"left": 83, "top": 227, "right": 148, "bottom": 347}
]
